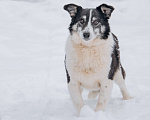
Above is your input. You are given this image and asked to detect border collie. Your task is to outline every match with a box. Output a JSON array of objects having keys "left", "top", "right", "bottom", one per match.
[{"left": 64, "top": 3, "right": 132, "bottom": 114}]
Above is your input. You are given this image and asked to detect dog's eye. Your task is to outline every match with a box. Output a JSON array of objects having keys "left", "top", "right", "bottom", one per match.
[
  {"left": 93, "top": 20, "right": 99, "bottom": 26},
  {"left": 80, "top": 19, "right": 84, "bottom": 24}
]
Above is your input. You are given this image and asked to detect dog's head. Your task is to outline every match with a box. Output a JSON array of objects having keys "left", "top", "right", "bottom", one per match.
[{"left": 64, "top": 3, "right": 114, "bottom": 46}]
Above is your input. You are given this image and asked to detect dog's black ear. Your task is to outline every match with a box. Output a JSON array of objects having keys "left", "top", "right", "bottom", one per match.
[
  {"left": 64, "top": 4, "right": 82, "bottom": 18},
  {"left": 96, "top": 4, "right": 114, "bottom": 19}
]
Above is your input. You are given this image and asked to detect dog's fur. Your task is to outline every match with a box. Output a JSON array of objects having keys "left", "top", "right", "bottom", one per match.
[{"left": 64, "top": 3, "right": 132, "bottom": 114}]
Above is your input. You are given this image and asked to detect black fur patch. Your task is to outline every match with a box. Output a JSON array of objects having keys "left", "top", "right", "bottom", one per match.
[
  {"left": 69, "top": 8, "right": 83, "bottom": 33},
  {"left": 64, "top": 56, "right": 70, "bottom": 83},
  {"left": 108, "top": 33, "right": 120, "bottom": 80},
  {"left": 108, "top": 33, "right": 126, "bottom": 80},
  {"left": 120, "top": 65, "right": 126, "bottom": 79},
  {"left": 93, "top": 9, "right": 110, "bottom": 39}
]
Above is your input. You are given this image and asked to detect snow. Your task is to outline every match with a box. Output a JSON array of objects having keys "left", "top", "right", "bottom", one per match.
[{"left": 0, "top": 0, "right": 150, "bottom": 120}]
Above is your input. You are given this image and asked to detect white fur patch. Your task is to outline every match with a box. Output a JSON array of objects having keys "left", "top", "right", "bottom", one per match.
[
  {"left": 83, "top": 15, "right": 86, "bottom": 20},
  {"left": 72, "top": 23, "right": 77, "bottom": 31},
  {"left": 92, "top": 17, "right": 96, "bottom": 21},
  {"left": 101, "top": 25, "right": 105, "bottom": 33},
  {"left": 66, "top": 33, "right": 114, "bottom": 89}
]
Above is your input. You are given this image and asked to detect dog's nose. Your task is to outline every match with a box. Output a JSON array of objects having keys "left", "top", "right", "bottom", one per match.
[{"left": 83, "top": 32, "right": 90, "bottom": 39}]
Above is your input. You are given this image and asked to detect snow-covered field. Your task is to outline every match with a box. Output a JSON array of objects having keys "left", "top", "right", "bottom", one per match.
[{"left": 0, "top": 0, "right": 150, "bottom": 120}]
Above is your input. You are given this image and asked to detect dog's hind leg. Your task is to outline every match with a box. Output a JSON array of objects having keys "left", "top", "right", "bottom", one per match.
[
  {"left": 88, "top": 90, "right": 100, "bottom": 99},
  {"left": 114, "top": 68, "right": 133, "bottom": 100}
]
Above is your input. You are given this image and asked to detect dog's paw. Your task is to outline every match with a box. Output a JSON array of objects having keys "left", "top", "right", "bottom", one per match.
[
  {"left": 80, "top": 105, "right": 95, "bottom": 117},
  {"left": 123, "top": 96, "right": 134, "bottom": 100}
]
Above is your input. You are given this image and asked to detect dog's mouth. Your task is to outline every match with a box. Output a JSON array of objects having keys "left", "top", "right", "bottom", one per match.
[{"left": 83, "top": 38, "right": 90, "bottom": 41}]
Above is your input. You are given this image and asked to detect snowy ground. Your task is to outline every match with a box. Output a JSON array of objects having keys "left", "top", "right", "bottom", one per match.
[{"left": 0, "top": 0, "right": 150, "bottom": 120}]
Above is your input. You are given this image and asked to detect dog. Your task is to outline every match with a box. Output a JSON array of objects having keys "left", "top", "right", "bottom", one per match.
[{"left": 64, "top": 3, "right": 132, "bottom": 114}]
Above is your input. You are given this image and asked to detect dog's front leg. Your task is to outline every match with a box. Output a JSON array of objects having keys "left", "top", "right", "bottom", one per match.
[
  {"left": 95, "top": 80, "right": 113, "bottom": 112},
  {"left": 68, "top": 81, "right": 84, "bottom": 114}
]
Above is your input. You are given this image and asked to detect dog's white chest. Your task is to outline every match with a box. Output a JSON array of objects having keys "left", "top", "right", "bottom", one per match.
[
  {"left": 72, "top": 44, "right": 112, "bottom": 89},
  {"left": 66, "top": 36, "right": 113, "bottom": 89},
  {"left": 74, "top": 45, "right": 106, "bottom": 74}
]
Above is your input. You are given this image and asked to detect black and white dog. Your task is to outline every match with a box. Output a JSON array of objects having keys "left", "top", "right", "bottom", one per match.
[{"left": 64, "top": 3, "right": 132, "bottom": 114}]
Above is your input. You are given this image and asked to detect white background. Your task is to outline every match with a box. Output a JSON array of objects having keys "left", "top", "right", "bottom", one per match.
[{"left": 0, "top": 0, "right": 150, "bottom": 120}]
